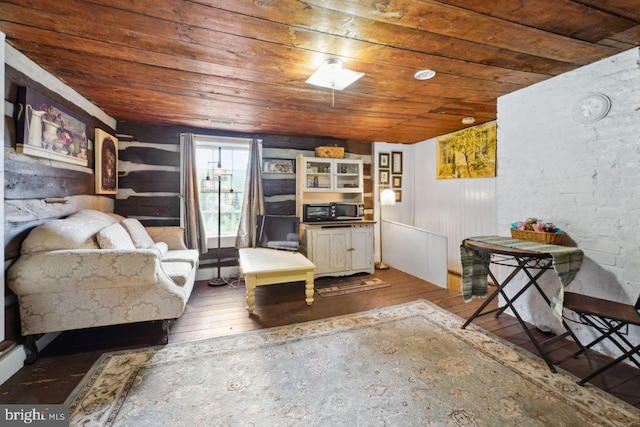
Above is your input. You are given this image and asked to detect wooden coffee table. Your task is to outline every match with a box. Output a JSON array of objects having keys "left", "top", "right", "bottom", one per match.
[{"left": 238, "top": 248, "right": 316, "bottom": 314}]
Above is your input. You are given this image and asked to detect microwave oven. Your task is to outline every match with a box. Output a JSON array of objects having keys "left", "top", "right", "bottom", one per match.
[{"left": 303, "top": 203, "right": 364, "bottom": 222}]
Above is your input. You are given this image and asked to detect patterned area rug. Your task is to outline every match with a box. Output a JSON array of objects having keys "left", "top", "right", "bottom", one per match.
[
  {"left": 66, "top": 300, "right": 640, "bottom": 426},
  {"left": 315, "top": 276, "right": 391, "bottom": 297}
]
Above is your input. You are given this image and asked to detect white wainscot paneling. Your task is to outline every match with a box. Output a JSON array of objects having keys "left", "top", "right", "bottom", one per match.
[
  {"left": 382, "top": 220, "right": 448, "bottom": 288},
  {"left": 413, "top": 139, "right": 497, "bottom": 274}
]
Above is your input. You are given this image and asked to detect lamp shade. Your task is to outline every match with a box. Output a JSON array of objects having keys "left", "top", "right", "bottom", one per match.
[
  {"left": 380, "top": 188, "right": 396, "bottom": 206},
  {"left": 306, "top": 58, "right": 364, "bottom": 90}
]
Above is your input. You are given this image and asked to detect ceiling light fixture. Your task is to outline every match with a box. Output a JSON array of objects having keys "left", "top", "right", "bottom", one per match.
[
  {"left": 306, "top": 58, "right": 364, "bottom": 107},
  {"left": 414, "top": 69, "right": 436, "bottom": 80},
  {"left": 462, "top": 117, "right": 476, "bottom": 124}
]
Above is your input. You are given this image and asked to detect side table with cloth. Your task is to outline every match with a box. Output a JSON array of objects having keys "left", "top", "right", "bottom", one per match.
[{"left": 459, "top": 235, "right": 585, "bottom": 372}]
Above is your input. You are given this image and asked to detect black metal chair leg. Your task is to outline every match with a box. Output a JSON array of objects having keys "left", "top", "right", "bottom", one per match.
[{"left": 578, "top": 343, "right": 640, "bottom": 386}]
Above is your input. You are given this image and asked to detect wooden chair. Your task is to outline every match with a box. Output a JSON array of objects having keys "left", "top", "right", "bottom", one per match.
[{"left": 562, "top": 291, "right": 640, "bottom": 385}]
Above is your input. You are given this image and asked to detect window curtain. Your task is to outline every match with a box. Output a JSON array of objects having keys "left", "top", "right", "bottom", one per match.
[
  {"left": 181, "top": 133, "right": 208, "bottom": 253},
  {"left": 236, "top": 137, "right": 265, "bottom": 248}
]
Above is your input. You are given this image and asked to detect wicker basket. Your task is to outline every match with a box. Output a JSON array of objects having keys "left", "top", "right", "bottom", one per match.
[
  {"left": 315, "top": 146, "right": 344, "bottom": 158},
  {"left": 510, "top": 227, "right": 564, "bottom": 245}
]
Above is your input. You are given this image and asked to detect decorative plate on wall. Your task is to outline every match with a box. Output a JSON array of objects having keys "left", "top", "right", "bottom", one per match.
[{"left": 572, "top": 94, "right": 611, "bottom": 123}]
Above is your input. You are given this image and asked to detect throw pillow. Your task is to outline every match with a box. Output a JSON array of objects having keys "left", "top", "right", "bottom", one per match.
[
  {"left": 151, "top": 242, "right": 169, "bottom": 257},
  {"left": 97, "top": 223, "right": 136, "bottom": 250},
  {"left": 121, "top": 218, "right": 156, "bottom": 249}
]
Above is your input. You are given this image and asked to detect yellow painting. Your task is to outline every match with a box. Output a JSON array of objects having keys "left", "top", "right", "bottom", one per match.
[{"left": 436, "top": 122, "right": 497, "bottom": 179}]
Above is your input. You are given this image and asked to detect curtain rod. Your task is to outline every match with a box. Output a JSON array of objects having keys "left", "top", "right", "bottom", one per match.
[{"left": 180, "top": 133, "right": 262, "bottom": 144}]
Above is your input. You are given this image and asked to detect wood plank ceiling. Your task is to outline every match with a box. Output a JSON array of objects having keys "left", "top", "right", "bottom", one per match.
[{"left": 2, "top": 1, "right": 640, "bottom": 143}]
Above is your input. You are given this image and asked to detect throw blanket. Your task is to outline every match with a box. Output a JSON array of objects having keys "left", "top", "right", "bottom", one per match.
[{"left": 460, "top": 236, "right": 584, "bottom": 319}]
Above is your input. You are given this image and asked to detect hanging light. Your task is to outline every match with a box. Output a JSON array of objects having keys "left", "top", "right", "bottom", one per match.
[
  {"left": 215, "top": 146, "right": 223, "bottom": 176},
  {"left": 226, "top": 151, "right": 235, "bottom": 204},
  {"left": 203, "top": 161, "right": 215, "bottom": 192},
  {"left": 306, "top": 58, "right": 364, "bottom": 107},
  {"left": 226, "top": 188, "right": 235, "bottom": 205}
]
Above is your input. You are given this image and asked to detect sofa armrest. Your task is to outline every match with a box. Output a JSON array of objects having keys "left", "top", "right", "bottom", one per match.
[
  {"left": 145, "top": 227, "right": 188, "bottom": 250},
  {"left": 7, "top": 249, "right": 161, "bottom": 295}
]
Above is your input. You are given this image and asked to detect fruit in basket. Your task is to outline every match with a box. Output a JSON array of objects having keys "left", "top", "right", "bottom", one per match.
[
  {"left": 524, "top": 218, "right": 538, "bottom": 230},
  {"left": 532, "top": 221, "right": 545, "bottom": 232},
  {"left": 512, "top": 219, "right": 560, "bottom": 234}
]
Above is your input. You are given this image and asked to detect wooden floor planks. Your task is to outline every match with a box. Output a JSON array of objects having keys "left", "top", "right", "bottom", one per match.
[{"left": 0, "top": 268, "right": 638, "bottom": 409}]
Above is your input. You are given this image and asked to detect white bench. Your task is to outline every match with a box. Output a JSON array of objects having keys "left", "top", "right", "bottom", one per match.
[{"left": 238, "top": 248, "right": 316, "bottom": 314}]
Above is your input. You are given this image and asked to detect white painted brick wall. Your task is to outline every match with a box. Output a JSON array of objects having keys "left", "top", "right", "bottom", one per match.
[{"left": 497, "top": 48, "right": 640, "bottom": 359}]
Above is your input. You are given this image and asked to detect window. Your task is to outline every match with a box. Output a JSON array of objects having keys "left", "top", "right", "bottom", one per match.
[{"left": 194, "top": 136, "right": 251, "bottom": 241}]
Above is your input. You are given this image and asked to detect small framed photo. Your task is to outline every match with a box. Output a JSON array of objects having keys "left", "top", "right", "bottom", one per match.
[
  {"left": 262, "top": 158, "right": 295, "bottom": 174},
  {"left": 379, "top": 152, "right": 389, "bottom": 169},
  {"left": 392, "top": 175, "right": 402, "bottom": 189},
  {"left": 394, "top": 190, "right": 402, "bottom": 203},
  {"left": 95, "top": 129, "right": 118, "bottom": 194},
  {"left": 379, "top": 169, "right": 389, "bottom": 185},
  {"left": 391, "top": 151, "right": 403, "bottom": 174}
]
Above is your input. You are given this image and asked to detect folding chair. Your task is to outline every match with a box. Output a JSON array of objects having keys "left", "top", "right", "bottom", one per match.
[{"left": 562, "top": 291, "right": 640, "bottom": 385}]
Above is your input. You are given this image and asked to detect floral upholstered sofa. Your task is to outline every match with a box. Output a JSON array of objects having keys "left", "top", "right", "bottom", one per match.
[{"left": 7, "top": 209, "right": 199, "bottom": 362}]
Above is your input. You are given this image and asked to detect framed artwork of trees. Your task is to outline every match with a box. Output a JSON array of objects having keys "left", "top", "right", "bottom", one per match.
[{"left": 436, "top": 122, "right": 496, "bottom": 179}]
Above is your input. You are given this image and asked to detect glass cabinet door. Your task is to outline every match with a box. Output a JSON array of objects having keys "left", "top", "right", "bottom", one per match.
[
  {"left": 302, "top": 158, "right": 333, "bottom": 191},
  {"left": 334, "top": 159, "right": 362, "bottom": 192}
]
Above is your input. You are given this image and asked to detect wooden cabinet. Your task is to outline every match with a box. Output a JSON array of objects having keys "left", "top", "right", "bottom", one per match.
[
  {"left": 296, "top": 154, "right": 372, "bottom": 278},
  {"left": 300, "top": 222, "right": 374, "bottom": 277}
]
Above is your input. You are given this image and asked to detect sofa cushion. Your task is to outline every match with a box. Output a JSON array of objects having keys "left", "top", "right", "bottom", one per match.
[
  {"left": 97, "top": 223, "right": 136, "bottom": 250},
  {"left": 152, "top": 242, "right": 169, "bottom": 257},
  {"left": 121, "top": 218, "right": 156, "bottom": 249},
  {"left": 21, "top": 209, "right": 120, "bottom": 254},
  {"left": 161, "top": 262, "right": 193, "bottom": 286}
]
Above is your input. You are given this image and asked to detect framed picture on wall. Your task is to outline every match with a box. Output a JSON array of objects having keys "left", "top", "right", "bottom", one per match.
[
  {"left": 436, "top": 122, "right": 497, "bottom": 179},
  {"left": 262, "top": 158, "right": 295, "bottom": 174},
  {"left": 379, "top": 169, "right": 390, "bottom": 185},
  {"left": 15, "top": 86, "right": 89, "bottom": 167},
  {"left": 379, "top": 152, "right": 389, "bottom": 169},
  {"left": 95, "top": 129, "right": 118, "bottom": 194},
  {"left": 394, "top": 190, "right": 402, "bottom": 203},
  {"left": 392, "top": 175, "right": 402, "bottom": 189},
  {"left": 391, "top": 151, "right": 403, "bottom": 174}
]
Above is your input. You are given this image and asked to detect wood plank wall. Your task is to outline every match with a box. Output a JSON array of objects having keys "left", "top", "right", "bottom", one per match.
[
  {"left": 3, "top": 65, "right": 116, "bottom": 343},
  {"left": 115, "top": 122, "right": 373, "bottom": 271},
  {"left": 2, "top": 65, "right": 372, "bottom": 347}
]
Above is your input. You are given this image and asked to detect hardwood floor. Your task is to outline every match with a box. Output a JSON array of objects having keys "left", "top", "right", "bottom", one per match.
[{"left": 1, "top": 268, "right": 639, "bottom": 409}]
